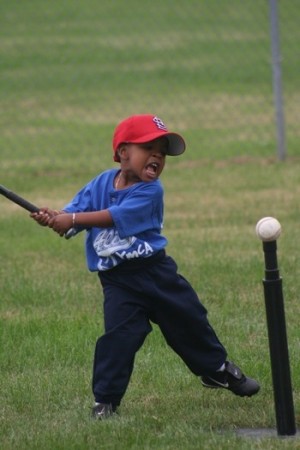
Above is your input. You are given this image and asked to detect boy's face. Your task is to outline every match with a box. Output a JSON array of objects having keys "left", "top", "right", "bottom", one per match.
[{"left": 119, "top": 137, "right": 167, "bottom": 183}]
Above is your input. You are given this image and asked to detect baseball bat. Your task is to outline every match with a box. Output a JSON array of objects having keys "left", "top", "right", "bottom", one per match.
[{"left": 0, "top": 184, "right": 76, "bottom": 239}]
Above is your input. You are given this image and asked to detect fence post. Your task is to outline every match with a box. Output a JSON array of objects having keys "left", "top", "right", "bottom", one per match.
[{"left": 269, "top": 0, "right": 286, "bottom": 161}]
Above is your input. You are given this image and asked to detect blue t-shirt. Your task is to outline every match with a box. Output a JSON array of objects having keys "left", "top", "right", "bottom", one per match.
[{"left": 63, "top": 168, "right": 167, "bottom": 271}]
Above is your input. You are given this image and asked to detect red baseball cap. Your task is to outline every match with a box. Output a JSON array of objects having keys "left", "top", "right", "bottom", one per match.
[{"left": 112, "top": 114, "right": 186, "bottom": 162}]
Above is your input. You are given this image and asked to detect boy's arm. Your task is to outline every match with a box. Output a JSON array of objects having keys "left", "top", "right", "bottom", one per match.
[{"left": 48, "top": 210, "right": 113, "bottom": 236}]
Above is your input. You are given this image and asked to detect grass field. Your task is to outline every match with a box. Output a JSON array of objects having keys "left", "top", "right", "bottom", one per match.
[{"left": 1, "top": 1, "right": 300, "bottom": 449}]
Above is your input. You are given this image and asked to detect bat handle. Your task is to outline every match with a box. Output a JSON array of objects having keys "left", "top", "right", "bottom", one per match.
[{"left": 64, "top": 227, "right": 78, "bottom": 239}]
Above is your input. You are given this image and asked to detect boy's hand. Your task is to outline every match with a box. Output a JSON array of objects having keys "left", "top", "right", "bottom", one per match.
[
  {"left": 30, "top": 207, "right": 57, "bottom": 227},
  {"left": 48, "top": 213, "right": 73, "bottom": 236}
]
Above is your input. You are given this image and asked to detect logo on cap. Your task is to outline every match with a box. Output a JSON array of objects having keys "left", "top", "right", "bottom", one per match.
[{"left": 153, "top": 116, "right": 168, "bottom": 131}]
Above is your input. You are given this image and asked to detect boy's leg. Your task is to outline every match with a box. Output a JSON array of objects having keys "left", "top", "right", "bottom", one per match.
[
  {"left": 155, "top": 287, "right": 227, "bottom": 375},
  {"left": 92, "top": 280, "right": 152, "bottom": 409},
  {"left": 148, "top": 256, "right": 260, "bottom": 396},
  {"left": 149, "top": 257, "right": 227, "bottom": 374}
]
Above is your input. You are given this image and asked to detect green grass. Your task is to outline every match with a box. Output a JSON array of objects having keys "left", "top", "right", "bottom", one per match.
[{"left": 1, "top": 1, "right": 300, "bottom": 449}]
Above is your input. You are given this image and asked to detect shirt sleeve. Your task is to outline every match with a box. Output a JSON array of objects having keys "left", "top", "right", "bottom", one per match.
[
  {"left": 108, "top": 182, "right": 164, "bottom": 239},
  {"left": 63, "top": 181, "right": 94, "bottom": 213}
]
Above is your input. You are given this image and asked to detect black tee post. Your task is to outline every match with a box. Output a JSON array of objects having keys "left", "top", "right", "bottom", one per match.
[{"left": 261, "top": 239, "right": 296, "bottom": 436}]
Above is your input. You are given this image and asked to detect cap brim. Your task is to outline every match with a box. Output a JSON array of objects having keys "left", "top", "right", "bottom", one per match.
[
  {"left": 165, "top": 133, "right": 186, "bottom": 156},
  {"left": 129, "top": 132, "right": 186, "bottom": 156}
]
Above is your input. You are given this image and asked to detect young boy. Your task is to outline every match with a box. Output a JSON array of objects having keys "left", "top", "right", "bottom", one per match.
[{"left": 31, "top": 114, "right": 260, "bottom": 419}]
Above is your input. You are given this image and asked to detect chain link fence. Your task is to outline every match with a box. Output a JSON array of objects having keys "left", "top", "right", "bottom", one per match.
[{"left": 1, "top": 0, "right": 299, "bottom": 166}]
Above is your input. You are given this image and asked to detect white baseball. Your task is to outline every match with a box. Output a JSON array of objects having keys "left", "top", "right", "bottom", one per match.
[{"left": 255, "top": 217, "right": 281, "bottom": 241}]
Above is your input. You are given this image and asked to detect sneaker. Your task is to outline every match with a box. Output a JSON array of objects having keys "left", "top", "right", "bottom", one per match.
[
  {"left": 201, "top": 361, "right": 260, "bottom": 397},
  {"left": 91, "top": 402, "right": 116, "bottom": 419}
]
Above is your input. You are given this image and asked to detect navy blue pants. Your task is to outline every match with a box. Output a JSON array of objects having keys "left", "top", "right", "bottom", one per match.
[{"left": 93, "top": 251, "right": 227, "bottom": 406}]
